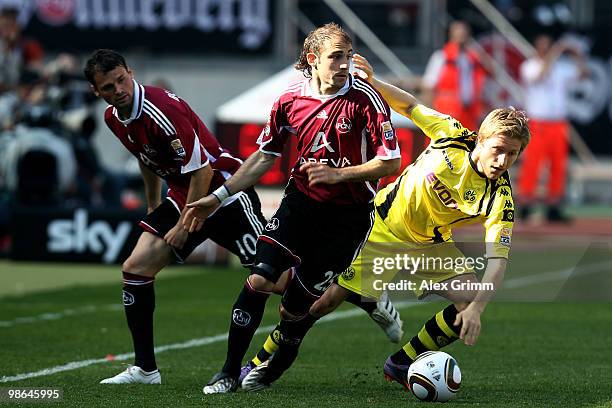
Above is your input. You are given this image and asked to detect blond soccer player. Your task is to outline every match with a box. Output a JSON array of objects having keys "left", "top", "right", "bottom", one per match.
[{"left": 243, "top": 53, "right": 530, "bottom": 391}]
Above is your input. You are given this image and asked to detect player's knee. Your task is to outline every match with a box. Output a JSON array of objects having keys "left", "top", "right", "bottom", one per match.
[
  {"left": 247, "top": 273, "right": 275, "bottom": 293},
  {"left": 121, "top": 256, "right": 140, "bottom": 274},
  {"left": 122, "top": 255, "right": 159, "bottom": 277},
  {"left": 271, "top": 270, "right": 291, "bottom": 295},
  {"left": 279, "top": 304, "right": 301, "bottom": 321}
]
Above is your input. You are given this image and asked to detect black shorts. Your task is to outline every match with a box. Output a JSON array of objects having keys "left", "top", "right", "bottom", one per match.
[
  {"left": 139, "top": 187, "right": 266, "bottom": 265},
  {"left": 254, "top": 181, "right": 373, "bottom": 313}
]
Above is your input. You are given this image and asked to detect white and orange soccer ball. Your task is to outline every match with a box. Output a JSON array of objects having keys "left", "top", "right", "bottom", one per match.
[{"left": 407, "top": 351, "right": 461, "bottom": 402}]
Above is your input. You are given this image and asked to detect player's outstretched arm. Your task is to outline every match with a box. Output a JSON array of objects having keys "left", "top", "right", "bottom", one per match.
[
  {"left": 300, "top": 157, "right": 400, "bottom": 186},
  {"left": 352, "top": 54, "right": 419, "bottom": 117},
  {"left": 454, "top": 258, "right": 507, "bottom": 346},
  {"left": 223, "top": 150, "right": 277, "bottom": 196},
  {"left": 183, "top": 150, "right": 277, "bottom": 232}
]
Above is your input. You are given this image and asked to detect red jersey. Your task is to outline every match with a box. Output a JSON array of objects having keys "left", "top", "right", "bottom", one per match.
[
  {"left": 104, "top": 82, "right": 242, "bottom": 208},
  {"left": 258, "top": 75, "right": 400, "bottom": 205}
]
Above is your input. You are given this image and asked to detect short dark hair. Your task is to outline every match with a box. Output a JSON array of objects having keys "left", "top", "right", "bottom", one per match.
[{"left": 83, "top": 49, "right": 128, "bottom": 86}]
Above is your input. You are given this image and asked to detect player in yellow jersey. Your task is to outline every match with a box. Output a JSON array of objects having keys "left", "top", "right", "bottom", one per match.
[{"left": 240, "top": 53, "right": 530, "bottom": 392}]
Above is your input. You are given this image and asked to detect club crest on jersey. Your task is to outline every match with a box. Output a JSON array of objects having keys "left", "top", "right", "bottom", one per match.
[
  {"left": 463, "top": 189, "right": 476, "bottom": 202},
  {"left": 170, "top": 139, "right": 186, "bottom": 157},
  {"left": 336, "top": 116, "right": 352, "bottom": 134},
  {"left": 341, "top": 267, "right": 355, "bottom": 281},
  {"left": 381, "top": 121, "right": 394, "bottom": 140}
]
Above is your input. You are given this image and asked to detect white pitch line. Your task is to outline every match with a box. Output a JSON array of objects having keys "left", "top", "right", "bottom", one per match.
[
  {"left": 0, "top": 304, "right": 122, "bottom": 328},
  {"left": 0, "top": 303, "right": 417, "bottom": 383},
  {"left": 2, "top": 259, "right": 610, "bottom": 383}
]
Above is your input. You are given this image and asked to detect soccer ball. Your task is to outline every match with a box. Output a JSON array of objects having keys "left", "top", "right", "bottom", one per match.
[{"left": 407, "top": 351, "right": 461, "bottom": 402}]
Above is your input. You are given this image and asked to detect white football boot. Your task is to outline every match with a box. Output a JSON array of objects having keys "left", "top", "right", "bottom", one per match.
[
  {"left": 370, "top": 291, "right": 404, "bottom": 343},
  {"left": 202, "top": 372, "right": 238, "bottom": 394},
  {"left": 99, "top": 366, "right": 161, "bottom": 384},
  {"left": 241, "top": 361, "right": 271, "bottom": 392}
]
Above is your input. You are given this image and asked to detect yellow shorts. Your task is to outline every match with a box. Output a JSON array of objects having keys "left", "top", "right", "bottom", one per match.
[{"left": 338, "top": 211, "right": 475, "bottom": 300}]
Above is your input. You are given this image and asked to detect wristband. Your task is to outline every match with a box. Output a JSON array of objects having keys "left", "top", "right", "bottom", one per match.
[{"left": 212, "top": 185, "right": 232, "bottom": 203}]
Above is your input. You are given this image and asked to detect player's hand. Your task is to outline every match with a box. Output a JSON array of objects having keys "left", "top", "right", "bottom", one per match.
[
  {"left": 183, "top": 195, "right": 219, "bottom": 233},
  {"left": 352, "top": 54, "right": 374, "bottom": 81},
  {"left": 454, "top": 303, "right": 482, "bottom": 346},
  {"left": 300, "top": 162, "right": 342, "bottom": 186},
  {"left": 164, "top": 224, "right": 188, "bottom": 249}
]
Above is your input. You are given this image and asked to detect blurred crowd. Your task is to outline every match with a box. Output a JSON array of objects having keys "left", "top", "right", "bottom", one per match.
[
  {"left": 398, "top": 16, "right": 589, "bottom": 223},
  {"left": 0, "top": 7, "right": 131, "bottom": 251},
  {"left": 0, "top": 1, "right": 592, "bottom": 239},
  {"left": 0, "top": 7, "right": 125, "bottom": 211}
]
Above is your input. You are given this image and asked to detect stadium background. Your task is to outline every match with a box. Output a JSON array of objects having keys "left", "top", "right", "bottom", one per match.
[{"left": 1, "top": 1, "right": 611, "bottom": 406}]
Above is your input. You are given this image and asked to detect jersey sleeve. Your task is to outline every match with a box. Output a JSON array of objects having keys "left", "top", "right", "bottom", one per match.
[
  {"left": 154, "top": 93, "right": 211, "bottom": 174},
  {"left": 408, "top": 104, "right": 469, "bottom": 142},
  {"left": 361, "top": 88, "right": 401, "bottom": 160},
  {"left": 257, "top": 96, "right": 294, "bottom": 156},
  {"left": 482, "top": 183, "right": 515, "bottom": 259}
]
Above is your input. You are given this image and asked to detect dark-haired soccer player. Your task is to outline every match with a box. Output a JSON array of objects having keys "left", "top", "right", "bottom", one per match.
[
  {"left": 184, "top": 23, "right": 402, "bottom": 394},
  {"left": 85, "top": 49, "right": 402, "bottom": 385},
  {"left": 84, "top": 49, "right": 272, "bottom": 384},
  {"left": 240, "top": 54, "right": 530, "bottom": 391}
]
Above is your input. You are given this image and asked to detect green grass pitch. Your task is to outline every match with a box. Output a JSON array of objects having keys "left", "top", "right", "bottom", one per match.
[{"left": 1, "top": 258, "right": 611, "bottom": 407}]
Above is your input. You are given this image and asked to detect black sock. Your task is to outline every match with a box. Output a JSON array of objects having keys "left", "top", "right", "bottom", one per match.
[
  {"left": 265, "top": 313, "right": 318, "bottom": 383},
  {"left": 122, "top": 272, "right": 157, "bottom": 372},
  {"left": 345, "top": 290, "right": 377, "bottom": 314},
  {"left": 391, "top": 304, "right": 460, "bottom": 366},
  {"left": 221, "top": 283, "right": 270, "bottom": 377}
]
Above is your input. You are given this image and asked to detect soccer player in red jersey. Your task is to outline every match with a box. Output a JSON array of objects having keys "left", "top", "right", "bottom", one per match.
[
  {"left": 84, "top": 49, "right": 400, "bottom": 386},
  {"left": 84, "top": 49, "right": 271, "bottom": 385},
  {"left": 184, "top": 23, "right": 402, "bottom": 393}
]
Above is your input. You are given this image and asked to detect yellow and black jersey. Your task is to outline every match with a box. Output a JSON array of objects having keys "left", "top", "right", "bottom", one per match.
[{"left": 374, "top": 105, "right": 515, "bottom": 258}]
